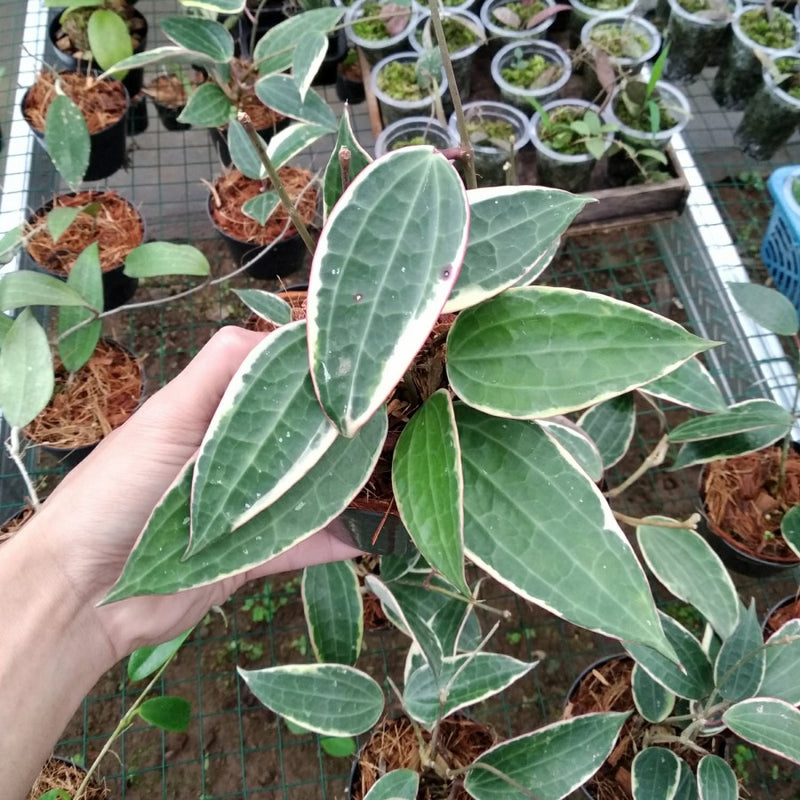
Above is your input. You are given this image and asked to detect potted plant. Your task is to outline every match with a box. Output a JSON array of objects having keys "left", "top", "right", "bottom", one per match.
[
  {"left": 663, "top": 0, "right": 738, "bottom": 84},
  {"left": 711, "top": 4, "right": 800, "bottom": 110},
  {"left": 666, "top": 282, "right": 800, "bottom": 577},
  {"left": 580, "top": 13, "right": 661, "bottom": 78},
  {"left": 529, "top": 98, "right": 615, "bottom": 191},
  {"left": 374, "top": 115, "right": 458, "bottom": 156},
  {"left": 29, "top": 756, "right": 108, "bottom": 800},
  {"left": 449, "top": 100, "right": 530, "bottom": 185},
  {"left": 568, "top": 0, "right": 639, "bottom": 35},
  {"left": 143, "top": 67, "right": 194, "bottom": 131},
  {"left": 22, "top": 70, "right": 129, "bottom": 182},
  {"left": 490, "top": 40, "right": 572, "bottom": 111},
  {"left": 734, "top": 54, "right": 800, "bottom": 161},
  {"left": 564, "top": 520, "right": 800, "bottom": 798},
  {"left": 344, "top": 0, "right": 416, "bottom": 65},
  {"left": 336, "top": 48, "right": 366, "bottom": 104},
  {"left": 479, "top": 0, "right": 560, "bottom": 50},
  {"left": 408, "top": 8, "right": 486, "bottom": 98},
  {"left": 370, "top": 51, "right": 449, "bottom": 126}
]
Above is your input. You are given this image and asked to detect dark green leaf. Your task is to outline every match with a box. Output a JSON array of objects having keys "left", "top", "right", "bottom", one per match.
[
  {"left": 178, "top": 82, "right": 235, "bottom": 127},
  {"left": 58, "top": 243, "right": 102, "bottom": 372},
  {"left": 138, "top": 696, "right": 191, "bottom": 732},
  {"left": 234, "top": 289, "right": 292, "bottom": 326},
  {"left": 242, "top": 191, "right": 281, "bottom": 225},
  {"left": 631, "top": 747, "right": 681, "bottom": 800},
  {"left": 125, "top": 242, "right": 210, "bottom": 278},
  {"left": 320, "top": 736, "right": 357, "bottom": 758},
  {"left": 88, "top": 8, "right": 133, "bottom": 72},
  {"left": 160, "top": 16, "right": 234, "bottom": 62},
  {"left": 728, "top": 282, "right": 799, "bottom": 336},
  {"left": 0, "top": 271, "right": 91, "bottom": 311},
  {"left": 323, "top": 108, "right": 373, "bottom": 220},
  {"left": 128, "top": 628, "right": 193, "bottom": 682},
  {"left": 45, "top": 94, "right": 89, "bottom": 190},
  {"left": 714, "top": 601, "right": 765, "bottom": 702}
]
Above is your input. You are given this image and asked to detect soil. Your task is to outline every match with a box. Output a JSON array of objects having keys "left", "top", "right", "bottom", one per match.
[
  {"left": 27, "top": 757, "right": 108, "bottom": 800},
  {"left": 23, "top": 338, "right": 143, "bottom": 449},
  {"left": 350, "top": 715, "right": 497, "bottom": 800},
  {"left": 23, "top": 71, "right": 128, "bottom": 135},
  {"left": 25, "top": 191, "right": 144, "bottom": 276},
  {"left": 563, "top": 656, "right": 717, "bottom": 800},
  {"left": 703, "top": 446, "right": 800, "bottom": 564},
  {"left": 764, "top": 594, "right": 800, "bottom": 636},
  {"left": 143, "top": 74, "right": 188, "bottom": 110},
  {"left": 209, "top": 167, "right": 318, "bottom": 245}
]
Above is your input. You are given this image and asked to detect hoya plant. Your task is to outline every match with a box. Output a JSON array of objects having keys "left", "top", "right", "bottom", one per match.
[
  {"left": 241, "top": 554, "right": 631, "bottom": 799},
  {"left": 607, "top": 517, "right": 800, "bottom": 797}
]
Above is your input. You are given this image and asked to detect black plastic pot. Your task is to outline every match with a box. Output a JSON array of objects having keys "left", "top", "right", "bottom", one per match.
[
  {"left": 235, "top": 4, "right": 288, "bottom": 59},
  {"left": 336, "top": 70, "right": 366, "bottom": 104},
  {"left": 152, "top": 97, "right": 190, "bottom": 131},
  {"left": 24, "top": 191, "right": 140, "bottom": 311},
  {"left": 313, "top": 28, "right": 348, "bottom": 86},
  {"left": 208, "top": 197, "right": 308, "bottom": 280},
  {"left": 48, "top": 7, "right": 149, "bottom": 101},
  {"left": 28, "top": 338, "right": 144, "bottom": 470},
  {"left": 209, "top": 117, "right": 289, "bottom": 167},
  {"left": 22, "top": 77, "right": 129, "bottom": 182},
  {"left": 763, "top": 594, "right": 800, "bottom": 637},
  {"left": 328, "top": 509, "right": 416, "bottom": 555}
]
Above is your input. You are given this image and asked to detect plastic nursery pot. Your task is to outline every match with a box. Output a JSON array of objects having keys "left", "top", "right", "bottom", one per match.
[
  {"left": 207, "top": 167, "right": 318, "bottom": 280},
  {"left": 49, "top": 6, "right": 149, "bottom": 100},
  {"left": 580, "top": 13, "right": 661, "bottom": 76},
  {"left": 312, "top": 28, "right": 349, "bottom": 86},
  {"left": 374, "top": 115, "right": 458, "bottom": 156},
  {"left": 22, "top": 72, "right": 129, "bottom": 182},
  {"left": 336, "top": 56, "right": 366, "bottom": 104},
  {"left": 530, "top": 98, "right": 612, "bottom": 192},
  {"left": 605, "top": 78, "right": 691, "bottom": 151},
  {"left": 568, "top": 0, "right": 638, "bottom": 36},
  {"left": 344, "top": 0, "right": 418, "bottom": 66},
  {"left": 407, "top": 9, "right": 486, "bottom": 99},
  {"left": 24, "top": 338, "right": 144, "bottom": 469},
  {"left": 449, "top": 100, "right": 530, "bottom": 186},
  {"left": 763, "top": 594, "right": 800, "bottom": 638},
  {"left": 698, "top": 446, "right": 800, "bottom": 578},
  {"left": 663, "top": 0, "right": 740, "bottom": 84},
  {"left": 711, "top": 4, "right": 800, "bottom": 110},
  {"left": 143, "top": 74, "right": 191, "bottom": 131},
  {"left": 29, "top": 756, "right": 108, "bottom": 800},
  {"left": 734, "top": 55, "right": 800, "bottom": 160},
  {"left": 370, "top": 51, "right": 449, "bottom": 127},
  {"left": 480, "top": 0, "right": 558, "bottom": 50},
  {"left": 23, "top": 190, "right": 141, "bottom": 310},
  {"left": 490, "top": 39, "right": 572, "bottom": 112}
]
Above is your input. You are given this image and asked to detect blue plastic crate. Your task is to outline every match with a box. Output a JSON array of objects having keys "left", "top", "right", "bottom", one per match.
[{"left": 761, "top": 165, "right": 800, "bottom": 312}]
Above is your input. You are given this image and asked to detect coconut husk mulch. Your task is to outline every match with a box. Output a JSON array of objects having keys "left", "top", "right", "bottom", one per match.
[
  {"left": 26, "top": 756, "right": 108, "bottom": 800},
  {"left": 563, "top": 657, "right": 718, "bottom": 800},
  {"left": 143, "top": 73, "right": 189, "bottom": 109},
  {"left": 24, "top": 339, "right": 143, "bottom": 450},
  {"left": 351, "top": 715, "right": 497, "bottom": 800},
  {"left": 703, "top": 446, "right": 800, "bottom": 564},
  {"left": 210, "top": 167, "right": 318, "bottom": 245},
  {"left": 25, "top": 190, "right": 144, "bottom": 277},
  {"left": 764, "top": 594, "right": 800, "bottom": 638},
  {"left": 23, "top": 70, "right": 127, "bottom": 134}
]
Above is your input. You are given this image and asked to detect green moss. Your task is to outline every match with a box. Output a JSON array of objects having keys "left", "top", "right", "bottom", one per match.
[
  {"left": 492, "top": 0, "right": 546, "bottom": 29},
  {"left": 377, "top": 61, "right": 428, "bottom": 100},
  {"left": 353, "top": 2, "right": 409, "bottom": 40},
  {"left": 501, "top": 52, "right": 562, "bottom": 89},
  {"left": 580, "top": 0, "right": 631, "bottom": 10},
  {"left": 467, "top": 117, "right": 515, "bottom": 148},
  {"left": 390, "top": 135, "right": 428, "bottom": 149},
  {"left": 417, "top": 16, "right": 479, "bottom": 53},
  {"left": 775, "top": 57, "right": 800, "bottom": 99},
  {"left": 739, "top": 8, "right": 796, "bottom": 50},
  {"left": 589, "top": 23, "right": 651, "bottom": 59}
]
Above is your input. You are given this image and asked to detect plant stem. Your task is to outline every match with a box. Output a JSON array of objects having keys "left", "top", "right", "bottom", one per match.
[
  {"left": 604, "top": 434, "right": 669, "bottom": 498},
  {"left": 239, "top": 114, "right": 317, "bottom": 255},
  {"left": 613, "top": 511, "right": 700, "bottom": 530},
  {"left": 427, "top": 0, "right": 476, "bottom": 189},
  {"left": 4, "top": 427, "right": 40, "bottom": 511},
  {"left": 74, "top": 658, "right": 175, "bottom": 800}
]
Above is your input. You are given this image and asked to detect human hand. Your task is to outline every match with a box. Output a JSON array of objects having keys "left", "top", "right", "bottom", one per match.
[{"left": 26, "top": 326, "right": 362, "bottom": 667}]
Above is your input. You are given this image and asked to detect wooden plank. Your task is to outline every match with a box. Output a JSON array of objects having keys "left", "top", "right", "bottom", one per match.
[{"left": 358, "top": 47, "right": 384, "bottom": 142}]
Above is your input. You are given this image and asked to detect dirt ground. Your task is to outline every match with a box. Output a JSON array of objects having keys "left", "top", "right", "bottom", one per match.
[{"left": 35, "top": 215, "right": 799, "bottom": 800}]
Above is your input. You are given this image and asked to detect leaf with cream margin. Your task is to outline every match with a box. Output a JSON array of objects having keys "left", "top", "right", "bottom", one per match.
[
  {"left": 103, "top": 409, "right": 386, "bottom": 601},
  {"left": 443, "top": 186, "right": 588, "bottom": 313},
  {"left": 455, "top": 405, "right": 676, "bottom": 661},
  {"left": 189, "top": 321, "right": 338, "bottom": 556},
  {"left": 307, "top": 147, "right": 468, "bottom": 436},
  {"left": 447, "top": 287, "right": 716, "bottom": 419}
]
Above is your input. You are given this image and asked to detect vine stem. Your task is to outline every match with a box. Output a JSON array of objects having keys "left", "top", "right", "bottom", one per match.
[
  {"left": 604, "top": 434, "right": 669, "bottom": 499},
  {"left": 4, "top": 427, "right": 40, "bottom": 511},
  {"left": 427, "top": 0, "right": 477, "bottom": 189},
  {"left": 613, "top": 511, "right": 700, "bottom": 530},
  {"left": 238, "top": 114, "right": 317, "bottom": 256},
  {"left": 74, "top": 657, "right": 175, "bottom": 800}
]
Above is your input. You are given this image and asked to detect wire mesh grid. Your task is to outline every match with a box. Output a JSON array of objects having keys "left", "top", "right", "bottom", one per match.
[{"left": 0, "top": 1, "right": 799, "bottom": 798}]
